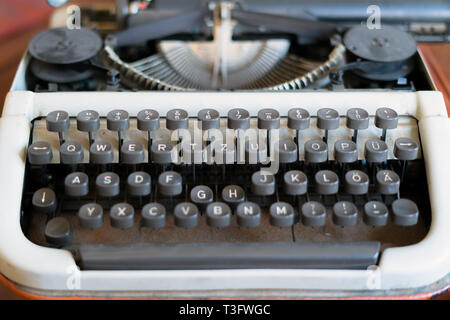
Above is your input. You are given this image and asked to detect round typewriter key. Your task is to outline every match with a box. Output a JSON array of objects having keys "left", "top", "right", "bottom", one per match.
[
  {"left": 376, "top": 170, "right": 400, "bottom": 195},
  {"left": 174, "top": 202, "right": 199, "bottom": 228},
  {"left": 301, "top": 201, "right": 326, "bottom": 227},
  {"left": 345, "top": 170, "right": 369, "bottom": 195},
  {"left": 227, "top": 108, "right": 250, "bottom": 129},
  {"left": 391, "top": 198, "right": 419, "bottom": 226},
  {"left": 245, "top": 141, "right": 268, "bottom": 164},
  {"left": 121, "top": 141, "right": 145, "bottom": 164},
  {"left": 198, "top": 108, "right": 220, "bottom": 130},
  {"left": 127, "top": 172, "right": 151, "bottom": 197},
  {"left": 283, "top": 170, "right": 307, "bottom": 195},
  {"left": 110, "top": 203, "right": 134, "bottom": 229},
  {"left": 90, "top": 141, "right": 113, "bottom": 164},
  {"left": 78, "top": 203, "right": 103, "bottom": 229},
  {"left": 141, "top": 203, "right": 166, "bottom": 229},
  {"left": 364, "top": 139, "right": 388, "bottom": 163},
  {"left": 375, "top": 107, "right": 398, "bottom": 130},
  {"left": 64, "top": 172, "right": 89, "bottom": 197},
  {"left": 166, "top": 109, "right": 189, "bottom": 130},
  {"left": 287, "top": 108, "right": 310, "bottom": 130},
  {"left": 106, "top": 109, "right": 129, "bottom": 131},
  {"left": 222, "top": 185, "right": 246, "bottom": 208},
  {"left": 151, "top": 140, "right": 174, "bottom": 164},
  {"left": 137, "top": 109, "right": 160, "bottom": 131},
  {"left": 257, "top": 108, "right": 280, "bottom": 130},
  {"left": 206, "top": 202, "right": 231, "bottom": 228},
  {"left": 394, "top": 137, "right": 419, "bottom": 160},
  {"left": 28, "top": 141, "right": 53, "bottom": 165},
  {"left": 251, "top": 171, "right": 275, "bottom": 196},
  {"left": 190, "top": 185, "right": 214, "bottom": 210},
  {"left": 269, "top": 202, "right": 295, "bottom": 227},
  {"left": 304, "top": 139, "right": 328, "bottom": 163},
  {"left": 45, "top": 217, "right": 71, "bottom": 246},
  {"left": 77, "top": 110, "right": 100, "bottom": 132},
  {"left": 60, "top": 141, "right": 84, "bottom": 164},
  {"left": 332, "top": 201, "right": 358, "bottom": 227},
  {"left": 46, "top": 110, "right": 70, "bottom": 132},
  {"left": 236, "top": 202, "right": 261, "bottom": 228},
  {"left": 96, "top": 172, "right": 120, "bottom": 197},
  {"left": 315, "top": 170, "right": 339, "bottom": 195},
  {"left": 317, "top": 108, "right": 339, "bottom": 130},
  {"left": 275, "top": 139, "right": 298, "bottom": 163},
  {"left": 158, "top": 171, "right": 183, "bottom": 196},
  {"left": 363, "top": 201, "right": 388, "bottom": 226},
  {"left": 346, "top": 108, "right": 369, "bottom": 130},
  {"left": 32, "top": 188, "right": 57, "bottom": 214},
  {"left": 334, "top": 139, "right": 357, "bottom": 163}
]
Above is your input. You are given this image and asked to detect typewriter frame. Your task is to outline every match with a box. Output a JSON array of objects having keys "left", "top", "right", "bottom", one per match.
[{"left": 0, "top": 53, "right": 449, "bottom": 298}]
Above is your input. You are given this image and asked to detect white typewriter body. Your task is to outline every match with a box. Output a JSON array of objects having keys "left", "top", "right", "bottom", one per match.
[{"left": 0, "top": 51, "right": 449, "bottom": 298}]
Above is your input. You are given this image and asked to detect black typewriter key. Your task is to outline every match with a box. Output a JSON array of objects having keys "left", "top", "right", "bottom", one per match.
[
  {"left": 206, "top": 202, "right": 231, "bottom": 228},
  {"left": 251, "top": 171, "right": 275, "bottom": 196},
  {"left": 334, "top": 139, "right": 357, "bottom": 164},
  {"left": 198, "top": 108, "right": 220, "bottom": 130},
  {"left": 257, "top": 108, "right": 280, "bottom": 130},
  {"left": 141, "top": 203, "right": 166, "bottom": 229},
  {"left": 64, "top": 172, "right": 89, "bottom": 197},
  {"left": 158, "top": 171, "right": 183, "bottom": 196},
  {"left": 107, "top": 109, "right": 129, "bottom": 155},
  {"left": 301, "top": 201, "right": 326, "bottom": 227},
  {"left": 127, "top": 172, "right": 151, "bottom": 197},
  {"left": 275, "top": 139, "right": 298, "bottom": 164},
  {"left": 317, "top": 108, "right": 339, "bottom": 142},
  {"left": 78, "top": 203, "right": 103, "bottom": 229},
  {"left": 245, "top": 141, "right": 267, "bottom": 164},
  {"left": 236, "top": 202, "right": 261, "bottom": 228},
  {"left": 32, "top": 188, "right": 57, "bottom": 214},
  {"left": 110, "top": 203, "right": 134, "bottom": 229},
  {"left": 269, "top": 202, "right": 295, "bottom": 227},
  {"left": 332, "top": 201, "right": 358, "bottom": 227},
  {"left": 346, "top": 108, "right": 369, "bottom": 142},
  {"left": 344, "top": 170, "right": 369, "bottom": 195},
  {"left": 137, "top": 109, "right": 160, "bottom": 132},
  {"left": 364, "top": 139, "right": 388, "bottom": 163},
  {"left": 121, "top": 141, "right": 145, "bottom": 164},
  {"left": 363, "top": 201, "right": 388, "bottom": 227},
  {"left": 283, "top": 170, "right": 307, "bottom": 196},
  {"left": 375, "top": 107, "right": 398, "bottom": 141},
  {"left": 222, "top": 185, "right": 246, "bottom": 208},
  {"left": 214, "top": 141, "right": 235, "bottom": 165},
  {"left": 174, "top": 202, "right": 199, "bottom": 228},
  {"left": 45, "top": 217, "right": 71, "bottom": 246},
  {"left": 288, "top": 108, "right": 310, "bottom": 130},
  {"left": 46, "top": 110, "right": 70, "bottom": 145},
  {"left": 60, "top": 141, "right": 84, "bottom": 165},
  {"left": 151, "top": 140, "right": 174, "bottom": 164},
  {"left": 394, "top": 137, "right": 418, "bottom": 160},
  {"left": 315, "top": 170, "right": 339, "bottom": 195},
  {"left": 376, "top": 170, "right": 400, "bottom": 195},
  {"left": 227, "top": 108, "right": 250, "bottom": 129},
  {"left": 96, "top": 172, "right": 120, "bottom": 197},
  {"left": 304, "top": 139, "right": 328, "bottom": 163},
  {"left": 166, "top": 109, "right": 189, "bottom": 130},
  {"left": 28, "top": 141, "right": 53, "bottom": 165},
  {"left": 190, "top": 185, "right": 214, "bottom": 210},
  {"left": 391, "top": 198, "right": 419, "bottom": 226},
  {"left": 90, "top": 141, "right": 113, "bottom": 164},
  {"left": 76, "top": 110, "right": 99, "bottom": 145}
]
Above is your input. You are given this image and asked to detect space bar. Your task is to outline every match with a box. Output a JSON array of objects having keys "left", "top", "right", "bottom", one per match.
[{"left": 78, "top": 242, "right": 380, "bottom": 270}]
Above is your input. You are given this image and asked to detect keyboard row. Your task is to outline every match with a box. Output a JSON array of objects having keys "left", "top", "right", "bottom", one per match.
[
  {"left": 43, "top": 198, "right": 419, "bottom": 246},
  {"left": 28, "top": 136, "right": 419, "bottom": 165}
]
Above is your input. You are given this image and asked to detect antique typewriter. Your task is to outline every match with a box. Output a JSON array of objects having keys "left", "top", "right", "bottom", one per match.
[{"left": 0, "top": 0, "right": 449, "bottom": 298}]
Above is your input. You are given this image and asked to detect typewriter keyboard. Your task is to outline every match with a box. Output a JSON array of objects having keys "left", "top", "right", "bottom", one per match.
[{"left": 20, "top": 107, "right": 431, "bottom": 270}]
